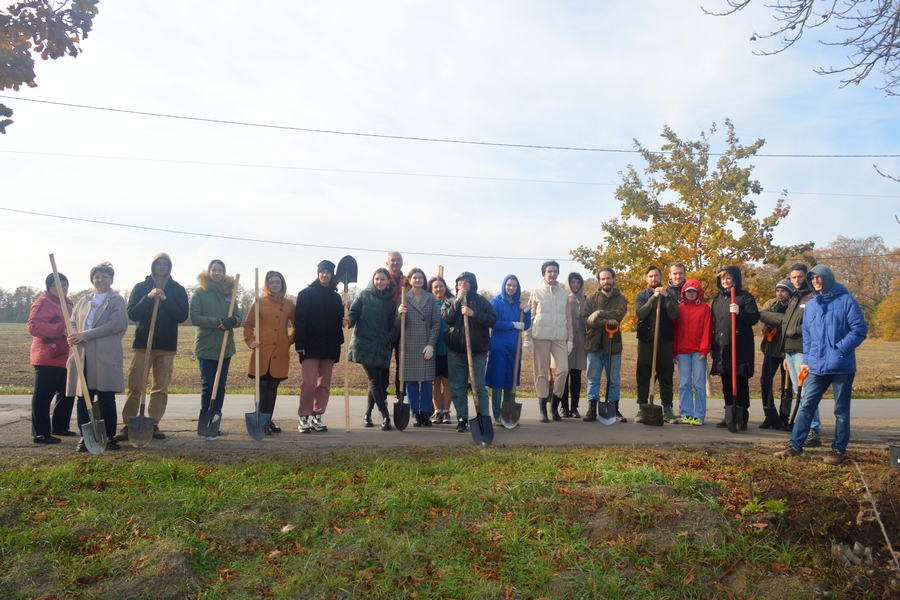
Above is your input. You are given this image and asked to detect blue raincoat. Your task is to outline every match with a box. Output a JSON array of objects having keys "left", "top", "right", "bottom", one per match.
[{"left": 485, "top": 275, "right": 532, "bottom": 388}]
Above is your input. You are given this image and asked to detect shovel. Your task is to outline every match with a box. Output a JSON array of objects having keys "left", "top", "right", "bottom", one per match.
[
  {"left": 49, "top": 254, "right": 106, "bottom": 454},
  {"left": 640, "top": 292, "right": 664, "bottom": 427},
  {"left": 762, "top": 327, "right": 783, "bottom": 430},
  {"left": 336, "top": 255, "right": 357, "bottom": 432},
  {"left": 128, "top": 296, "right": 160, "bottom": 448},
  {"left": 199, "top": 273, "right": 240, "bottom": 439},
  {"left": 462, "top": 296, "right": 493, "bottom": 446},
  {"left": 724, "top": 287, "right": 739, "bottom": 433},
  {"left": 790, "top": 365, "right": 808, "bottom": 426},
  {"left": 597, "top": 320, "right": 618, "bottom": 426},
  {"left": 393, "top": 288, "right": 411, "bottom": 431},
  {"left": 245, "top": 269, "right": 271, "bottom": 441},
  {"left": 500, "top": 308, "right": 524, "bottom": 429}
]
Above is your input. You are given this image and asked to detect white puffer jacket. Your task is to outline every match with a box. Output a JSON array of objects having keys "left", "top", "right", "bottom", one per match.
[{"left": 525, "top": 282, "right": 572, "bottom": 343}]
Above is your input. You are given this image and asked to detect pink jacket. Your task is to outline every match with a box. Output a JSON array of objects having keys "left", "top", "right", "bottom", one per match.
[{"left": 27, "top": 292, "right": 74, "bottom": 368}]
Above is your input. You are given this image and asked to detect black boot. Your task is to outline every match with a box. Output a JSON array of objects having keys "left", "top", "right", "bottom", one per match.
[
  {"left": 422, "top": 410, "right": 433, "bottom": 427},
  {"left": 539, "top": 398, "right": 549, "bottom": 423},
  {"left": 381, "top": 413, "right": 392, "bottom": 431},
  {"left": 412, "top": 411, "right": 422, "bottom": 427},
  {"left": 724, "top": 405, "right": 738, "bottom": 433},
  {"left": 583, "top": 400, "right": 597, "bottom": 422},
  {"left": 551, "top": 396, "right": 562, "bottom": 421}
]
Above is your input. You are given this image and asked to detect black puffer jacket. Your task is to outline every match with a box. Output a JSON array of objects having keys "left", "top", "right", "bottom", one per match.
[
  {"left": 441, "top": 272, "right": 497, "bottom": 355},
  {"left": 295, "top": 280, "right": 344, "bottom": 362},
  {"left": 127, "top": 275, "right": 189, "bottom": 351},
  {"left": 710, "top": 266, "right": 760, "bottom": 377}
]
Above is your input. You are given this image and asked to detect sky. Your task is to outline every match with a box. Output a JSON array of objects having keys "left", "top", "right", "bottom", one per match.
[{"left": 1, "top": 1, "right": 899, "bottom": 297}]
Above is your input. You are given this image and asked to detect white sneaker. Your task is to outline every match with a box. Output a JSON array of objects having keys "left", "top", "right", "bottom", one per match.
[
  {"left": 298, "top": 416, "right": 311, "bottom": 433},
  {"left": 311, "top": 414, "right": 328, "bottom": 432}
]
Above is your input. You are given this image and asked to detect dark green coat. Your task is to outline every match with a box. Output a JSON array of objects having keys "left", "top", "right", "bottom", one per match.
[{"left": 348, "top": 281, "right": 398, "bottom": 368}]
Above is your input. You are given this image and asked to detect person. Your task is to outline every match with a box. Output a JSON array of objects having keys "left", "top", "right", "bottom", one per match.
[
  {"left": 347, "top": 268, "right": 398, "bottom": 431},
  {"left": 667, "top": 263, "right": 687, "bottom": 302},
  {"left": 117, "top": 253, "right": 189, "bottom": 442},
  {"left": 582, "top": 267, "right": 627, "bottom": 422},
  {"left": 775, "top": 265, "right": 867, "bottom": 465},
  {"left": 711, "top": 266, "right": 759, "bottom": 432},
  {"left": 780, "top": 263, "right": 822, "bottom": 443},
  {"left": 672, "top": 278, "right": 712, "bottom": 425},
  {"left": 396, "top": 267, "right": 440, "bottom": 427},
  {"left": 27, "top": 272, "right": 76, "bottom": 444},
  {"left": 190, "top": 259, "right": 241, "bottom": 440},
  {"left": 524, "top": 260, "right": 573, "bottom": 423},
  {"left": 757, "top": 279, "right": 794, "bottom": 430},
  {"left": 634, "top": 265, "right": 680, "bottom": 423},
  {"left": 485, "top": 275, "right": 531, "bottom": 425},
  {"left": 428, "top": 275, "right": 453, "bottom": 424},
  {"left": 384, "top": 251, "right": 406, "bottom": 403},
  {"left": 295, "top": 260, "right": 344, "bottom": 433},
  {"left": 66, "top": 262, "right": 128, "bottom": 451},
  {"left": 441, "top": 272, "right": 497, "bottom": 433},
  {"left": 561, "top": 272, "right": 587, "bottom": 418},
  {"left": 244, "top": 271, "right": 295, "bottom": 435}
]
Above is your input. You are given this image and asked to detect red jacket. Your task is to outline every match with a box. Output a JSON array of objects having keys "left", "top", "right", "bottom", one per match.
[
  {"left": 673, "top": 278, "right": 713, "bottom": 356},
  {"left": 27, "top": 291, "right": 74, "bottom": 368}
]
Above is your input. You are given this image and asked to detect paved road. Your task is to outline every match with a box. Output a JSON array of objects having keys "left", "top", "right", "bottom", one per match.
[{"left": 2, "top": 394, "right": 898, "bottom": 456}]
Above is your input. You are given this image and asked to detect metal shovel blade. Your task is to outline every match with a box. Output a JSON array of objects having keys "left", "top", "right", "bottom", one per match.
[
  {"left": 197, "top": 408, "right": 222, "bottom": 439},
  {"left": 128, "top": 406, "right": 155, "bottom": 448},
  {"left": 245, "top": 408, "right": 272, "bottom": 442},
  {"left": 500, "top": 400, "right": 522, "bottom": 429},
  {"left": 336, "top": 255, "right": 358, "bottom": 288},
  {"left": 80, "top": 419, "right": 107, "bottom": 455},
  {"left": 393, "top": 400, "right": 410, "bottom": 431},
  {"left": 469, "top": 412, "right": 494, "bottom": 447},
  {"left": 597, "top": 401, "right": 617, "bottom": 426}
]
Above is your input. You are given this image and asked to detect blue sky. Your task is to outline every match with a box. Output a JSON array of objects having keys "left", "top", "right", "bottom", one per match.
[{"left": 1, "top": 1, "right": 898, "bottom": 296}]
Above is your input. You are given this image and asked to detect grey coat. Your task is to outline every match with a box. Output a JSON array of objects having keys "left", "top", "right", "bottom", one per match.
[
  {"left": 66, "top": 290, "right": 128, "bottom": 395},
  {"left": 567, "top": 288, "right": 587, "bottom": 370},
  {"left": 396, "top": 290, "right": 440, "bottom": 382}
]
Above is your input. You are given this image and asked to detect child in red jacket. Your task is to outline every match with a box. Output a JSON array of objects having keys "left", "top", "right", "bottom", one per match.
[{"left": 673, "top": 278, "right": 713, "bottom": 424}]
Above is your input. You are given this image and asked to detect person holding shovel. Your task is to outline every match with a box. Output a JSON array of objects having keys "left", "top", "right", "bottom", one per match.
[
  {"left": 116, "top": 253, "right": 189, "bottom": 442},
  {"left": 485, "top": 274, "right": 531, "bottom": 425},
  {"left": 243, "top": 271, "right": 295, "bottom": 435},
  {"left": 28, "top": 272, "right": 76, "bottom": 444},
  {"left": 561, "top": 272, "right": 587, "bottom": 418},
  {"left": 711, "top": 266, "right": 759, "bottom": 432},
  {"left": 191, "top": 259, "right": 241, "bottom": 439},
  {"left": 757, "top": 279, "right": 794, "bottom": 430},
  {"left": 384, "top": 251, "right": 406, "bottom": 403},
  {"left": 295, "top": 260, "right": 344, "bottom": 433},
  {"left": 672, "top": 278, "right": 712, "bottom": 426},
  {"left": 634, "top": 265, "right": 680, "bottom": 423},
  {"left": 428, "top": 275, "right": 453, "bottom": 424},
  {"left": 582, "top": 267, "right": 627, "bottom": 423},
  {"left": 67, "top": 262, "right": 128, "bottom": 452},
  {"left": 441, "top": 272, "right": 497, "bottom": 433},
  {"left": 396, "top": 267, "right": 440, "bottom": 428}
]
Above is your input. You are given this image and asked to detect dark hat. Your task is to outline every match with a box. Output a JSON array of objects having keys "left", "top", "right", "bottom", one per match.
[
  {"left": 317, "top": 260, "right": 336, "bottom": 275},
  {"left": 45, "top": 273, "right": 68, "bottom": 291},
  {"left": 775, "top": 279, "right": 795, "bottom": 293}
]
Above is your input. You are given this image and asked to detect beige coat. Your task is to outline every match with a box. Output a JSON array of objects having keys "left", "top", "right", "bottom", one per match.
[
  {"left": 66, "top": 290, "right": 128, "bottom": 395},
  {"left": 525, "top": 282, "right": 572, "bottom": 343},
  {"left": 244, "top": 292, "right": 296, "bottom": 379}
]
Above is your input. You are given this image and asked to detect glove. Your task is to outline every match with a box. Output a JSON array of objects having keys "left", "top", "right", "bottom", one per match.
[
  {"left": 398, "top": 304, "right": 408, "bottom": 315},
  {"left": 297, "top": 348, "right": 305, "bottom": 363},
  {"left": 606, "top": 319, "right": 618, "bottom": 328},
  {"left": 729, "top": 303, "right": 739, "bottom": 315},
  {"left": 513, "top": 322, "right": 525, "bottom": 331},
  {"left": 567, "top": 341, "right": 574, "bottom": 354},
  {"left": 523, "top": 341, "right": 532, "bottom": 352},
  {"left": 423, "top": 345, "right": 434, "bottom": 360},
  {"left": 221, "top": 316, "right": 238, "bottom": 330},
  {"left": 519, "top": 300, "right": 529, "bottom": 311}
]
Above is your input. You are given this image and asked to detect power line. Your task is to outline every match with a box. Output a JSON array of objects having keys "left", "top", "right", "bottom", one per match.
[
  {"left": 3, "top": 95, "right": 899, "bottom": 159},
  {"left": 4, "top": 149, "right": 900, "bottom": 199}
]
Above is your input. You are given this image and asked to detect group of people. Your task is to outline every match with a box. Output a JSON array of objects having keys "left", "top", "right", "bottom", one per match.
[{"left": 27, "top": 252, "right": 867, "bottom": 464}]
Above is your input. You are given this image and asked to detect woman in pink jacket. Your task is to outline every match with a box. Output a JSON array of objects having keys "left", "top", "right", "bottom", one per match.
[
  {"left": 672, "top": 278, "right": 713, "bottom": 425},
  {"left": 27, "top": 273, "right": 76, "bottom": 444}
]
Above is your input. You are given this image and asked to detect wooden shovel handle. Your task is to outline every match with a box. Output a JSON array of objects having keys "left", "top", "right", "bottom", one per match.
[
  {"left": 461, "top": 296, "right": 478, "bottom": 405},
  {"left": 211, "top": 274, "right": 240, "bottom": 397},
  {"left": 511, "top": 308, "right": 524, "bottom": 398},
  {"left": 254, "top": 269, "right": 260, "bottom": 406},
  {"left": 49, "top": 254, "right": 94, "bottom": 417},
  {"left": 731, "top": 287, "right": 737, "bottom": 395},
  {"left": 138, "top": 296, "right": 162, "bottom": 409},
  {"left": 648, "top": 292, "right": 662, "bottom": 404},
  {"left": 398, "top": 290, "right": 405, "bottom": 400}
]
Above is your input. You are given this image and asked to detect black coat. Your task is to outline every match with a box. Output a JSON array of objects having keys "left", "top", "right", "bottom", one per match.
[
  {"left": 710, "top": 266, "right": 759, "bottom": 377},
  {"left": 295, "top": 282, "right": 344, "bottom": 362},
  {"left": 127, "top": 276, "right": 189, "bottom": 351},
  {"left": 348, "top": 281, "right": 398, "bottom": 368},
  {"left": 440, "top": 272, "right": 496, "bottom": 355}
]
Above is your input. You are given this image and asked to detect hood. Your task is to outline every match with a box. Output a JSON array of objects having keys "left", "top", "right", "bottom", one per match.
[
  {"left": 681, "top": 278, "right": 705, "bottom": 302},
  {"left": 263, "top": 270, "right": 287, "bottom": 298},
  {"left": 151, "top": 252, "right": 172, "bottom": 288},
  {"left": 808, "top": 265, "right": 836, "bottom": 296},
  {"left": 499, "top": 274, "right": 521, "bottom": 304},
  {"left": 197, "top": 270, "right": 236, "bottom": 296},
  {"left": 365, "top": 278, "right": 394, "bottom": 299},
  {"left": 716, "top": 266, "right": 743, "bottom": 294},
  {"left": 455, "top": 271, "right": 478, "bottom": 294}
]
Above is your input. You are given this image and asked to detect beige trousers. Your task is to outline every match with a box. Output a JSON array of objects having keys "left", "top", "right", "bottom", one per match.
[
  {"left": 532, "top": 339, "right": 568, "bottom": 399},
  {"left": 122, "top": 351, "right": 175, "bottom": 424}
]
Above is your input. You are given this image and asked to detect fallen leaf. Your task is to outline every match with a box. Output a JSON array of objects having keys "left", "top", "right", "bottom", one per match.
[{"left": 281, "top": 524, "right": 295, "bottom": 533}]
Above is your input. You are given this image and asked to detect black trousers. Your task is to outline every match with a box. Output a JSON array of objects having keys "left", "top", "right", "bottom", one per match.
[
  {"left": 364, "top": 365, "right": 389, "bottom": 416},
  {"left": 31, "top": 365, "right": 74, "bottom": 437},
  {"left": 561, "top": 369, "right": 583, "bottom": 411}
]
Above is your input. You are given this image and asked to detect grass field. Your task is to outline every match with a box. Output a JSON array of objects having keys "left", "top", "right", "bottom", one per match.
[{"left": 2, "top": 323, "right": 898, "bottom": 397}]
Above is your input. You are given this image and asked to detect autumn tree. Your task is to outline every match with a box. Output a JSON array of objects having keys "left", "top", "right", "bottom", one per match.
[
  {"left": 706, "top": 0, "right": 900, "bottom": 94},
  {"left": 0, "top": 0, "right": 99, "bottom": 133},
  {"left": 571, "top": 119, "right": 811, "bottom": 324},
  {"left": 872, "top": 278, "right": 900, "bottom": 339}
]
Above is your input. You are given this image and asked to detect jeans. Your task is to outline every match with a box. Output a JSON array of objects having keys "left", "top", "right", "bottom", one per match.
[
  {"left": 405, "top": 380, "right": 434, "bottom": 413},
  {"left": 199, "top": 357, "right": 230, "bottom": 413},
  {"left": 449, "top": 350, "right": 488, "bottom": 420},
  {"left": 676, "top": 353, "right": 707, "bottom": 421},
  {"left": 31, "top": 365, "right": 74, "bottom": 437},
  {"left": 586, "top": 349, "right": 621, "bottom": 402},
  {"left": 789, "top": 372, "right": 854, "bottom": 453},
  {"left": 785, "top": 352, "right": 821, "bottom": 432}
]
